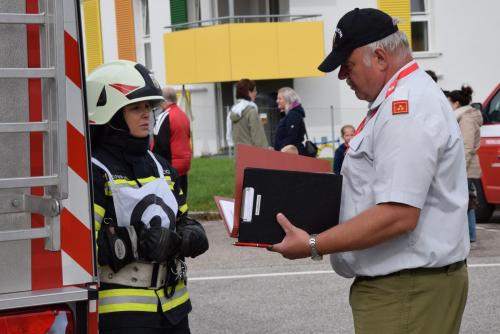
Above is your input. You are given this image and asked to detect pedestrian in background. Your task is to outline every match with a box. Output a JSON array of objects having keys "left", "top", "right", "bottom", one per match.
[
  {"left": 226, "top": 78, "right": 268, "bottom": 149},
  {"left": 269, "top": 8, "right": 469, "bottom": 334},
  {"left": 425, "top": 69, "right": 438, "bottom": 83},
  {"left": 153, "top": 87, "right": 193, "bottom": 197},
  {"left": 333, "top": 124, "right": 355, "bottom": 174},
  {"left": 274, "top": 87, "right": 307, "bottom": 155},
  {"left": 446, "top": 85, "right": 483, "bottom": 244}
]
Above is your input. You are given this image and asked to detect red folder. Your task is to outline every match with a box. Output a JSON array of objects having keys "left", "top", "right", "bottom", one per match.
[{"left": 228, "top": 144, "right": 331, "bottom": 238}]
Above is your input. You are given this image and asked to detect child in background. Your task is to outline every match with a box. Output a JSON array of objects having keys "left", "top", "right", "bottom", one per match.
[{"left": 333, "top": 124, "right": 355, "bottom": 174}]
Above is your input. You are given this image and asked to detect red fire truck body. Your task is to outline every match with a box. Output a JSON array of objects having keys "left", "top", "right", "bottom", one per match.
[{"left": 0, "top": 1, "right": 97, "bottom": 332}]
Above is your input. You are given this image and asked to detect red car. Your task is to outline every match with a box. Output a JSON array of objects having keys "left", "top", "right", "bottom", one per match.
[{"left": 475, "top": 84, "right": 500, "bottom": 222}]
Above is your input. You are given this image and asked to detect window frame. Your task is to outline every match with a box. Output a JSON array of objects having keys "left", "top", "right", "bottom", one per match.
[
  {"left": 410, "top": 0, "right": 432, "bottom": 53},
  {"left": 134, "top": 0, "right": 152, "bottom": 70}
]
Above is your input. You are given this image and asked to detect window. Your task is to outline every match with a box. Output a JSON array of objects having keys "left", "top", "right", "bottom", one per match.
[
  {"left": 141, "top": 0, "right": 150, "bottom": 36},
  {"left": 139, "top": 0, "right": 151, "bottom": 69},
  {"left": 144, "top": 42, "right": 152, "bottom": 70},
  {"left": 410, "top": 0, "right": 430, "bottom": 52},
  {"left": 485, "top": 90, "right": 500, "bottom": 124},
  {"left": 170, "top": 0, "right": 188, "bottom": 25}
]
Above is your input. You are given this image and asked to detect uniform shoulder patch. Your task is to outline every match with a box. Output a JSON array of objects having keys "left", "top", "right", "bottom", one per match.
[{"left": 392, "top": 100, "right": 409, "bottom": 115}]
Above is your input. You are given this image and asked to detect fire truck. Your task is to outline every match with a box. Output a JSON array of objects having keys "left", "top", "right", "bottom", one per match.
[
  {"left": 0, "top": 0, "right": 97, "bottom": 332},
  {"left": 476, "top": 84, "right": 500, "bottom": 223}
]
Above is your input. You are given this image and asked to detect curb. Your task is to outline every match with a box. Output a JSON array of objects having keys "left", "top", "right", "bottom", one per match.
[{"left": 189, "top": 211, "right": 221, "bottom": 222}]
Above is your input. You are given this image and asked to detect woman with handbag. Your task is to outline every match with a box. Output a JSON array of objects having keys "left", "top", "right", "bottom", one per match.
[{"left": 274, "top": 87, "right": 314, "bottom": 156}]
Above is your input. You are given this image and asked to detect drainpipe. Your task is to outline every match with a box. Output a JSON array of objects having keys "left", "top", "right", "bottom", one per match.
[{"left": 228, "top": 0, "right": 234, "bottom": 23}]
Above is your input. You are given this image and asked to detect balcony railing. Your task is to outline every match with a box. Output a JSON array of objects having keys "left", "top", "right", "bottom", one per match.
[{"left": 164, "top": 14, "right": 322, "bottom": 32}]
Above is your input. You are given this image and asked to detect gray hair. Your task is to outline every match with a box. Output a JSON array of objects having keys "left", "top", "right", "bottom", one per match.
[
  {"left": 363, "top": 28, "right": 412, "bottom": 65},
  {"left": 162, "top": 87, "right": 177, "bottom": 103},
  {"left": 277, "top": 87, "right": 301, "bottom": 112}
]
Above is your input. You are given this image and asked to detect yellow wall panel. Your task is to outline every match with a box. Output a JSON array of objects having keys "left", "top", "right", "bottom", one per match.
[
  {"left": 229, "top": 23, "right": 280, "bottom": 80},
  {"left": 378, "top": 0, "right": 412, "bottom": 47},
  {"left": 115, "top": 0, "right": 137, "bottom": 61},
  {"left": 82, "top": 0, "right": 103, "bottom": 73},
  {"left": 277, "top": 22, "right": 324, "bottom": 78},
  {"left": 195, "top": 25, "right": 231, "bottom": 83},
  {"left": 164, "top": 29, "right": 196, "bottom": 84}
]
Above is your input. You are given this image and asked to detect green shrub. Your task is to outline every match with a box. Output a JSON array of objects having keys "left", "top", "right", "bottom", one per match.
[{"left": 186, "top": 156, "right": 235, "bottom": 211}]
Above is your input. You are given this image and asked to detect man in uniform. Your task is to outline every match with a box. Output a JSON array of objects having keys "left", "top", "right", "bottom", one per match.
[{"left": 269, "top": 8, "right": 469, "bottom": 334}]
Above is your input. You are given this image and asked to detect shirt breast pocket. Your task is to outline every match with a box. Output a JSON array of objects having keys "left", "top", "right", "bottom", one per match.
[
  {"left": 347, "top": 132, "right": 365, "bottom": 154},
  {"left": 345, "top": 131, "right": 374, "bottom": 165}
]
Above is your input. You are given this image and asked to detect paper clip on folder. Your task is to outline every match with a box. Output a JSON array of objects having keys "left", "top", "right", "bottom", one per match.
[{"left": 241, "top": 187, "right": 254, "bottom": 223}]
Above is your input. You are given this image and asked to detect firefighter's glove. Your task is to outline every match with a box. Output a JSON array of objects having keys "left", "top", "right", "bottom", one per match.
[
  {"left": 139, "top": 216, "right": 181, "bottom": 263},
  {"left": 177, "top": 217, "right": 209, "bottom": 258},
  {"left": 98, "top": 223, "right": 138, "bottom": 273}
]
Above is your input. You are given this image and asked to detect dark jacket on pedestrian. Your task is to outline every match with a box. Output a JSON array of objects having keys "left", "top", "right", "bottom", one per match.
[
  {"left": 273, "top": 104, "right": 306, "bottom": 155},
  {"left": 333, "top": 143, "right": 347, "bottom": 174}
]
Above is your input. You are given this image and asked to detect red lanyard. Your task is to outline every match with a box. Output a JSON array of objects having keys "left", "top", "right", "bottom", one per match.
[{"left": 353, "top": 62, "right": 419, "bottom": 137}]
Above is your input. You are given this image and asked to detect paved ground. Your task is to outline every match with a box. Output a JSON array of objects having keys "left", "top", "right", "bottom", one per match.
[{"left": 185, "top": 210, "right": 500, "bottom": 334}]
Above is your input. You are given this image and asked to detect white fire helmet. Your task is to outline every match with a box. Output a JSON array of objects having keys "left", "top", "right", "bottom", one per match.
[{"left": 86, "top": 60, "right": 164, "bottom": 125}]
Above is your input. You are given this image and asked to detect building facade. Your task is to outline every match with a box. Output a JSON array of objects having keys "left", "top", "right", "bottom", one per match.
[{"left": 81, "top": 0, "right": 500, "bottom": 157}]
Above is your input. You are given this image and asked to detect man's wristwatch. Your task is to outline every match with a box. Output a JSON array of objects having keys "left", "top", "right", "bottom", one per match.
[{"left": 308, "top": 234, "right": 323, "bottom": 261}]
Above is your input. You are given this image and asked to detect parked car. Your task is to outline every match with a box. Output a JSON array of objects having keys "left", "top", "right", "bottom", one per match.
[{"left": 475, "top": 84, "right": 500, "bottom": 222}]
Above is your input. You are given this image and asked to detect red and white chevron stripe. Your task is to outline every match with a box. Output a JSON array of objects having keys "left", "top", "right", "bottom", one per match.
[
  {"left": 27, "top": 0, "right": 93, "bottom": 289},
  {"left": 61, "top": 0, "right": 94, "bottom": 286}
]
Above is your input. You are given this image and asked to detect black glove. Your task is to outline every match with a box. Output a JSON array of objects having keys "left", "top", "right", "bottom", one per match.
[
  {"left": 176, "top": 217, "right": 209, "bottom": 258},
  {"left": 98, "top": 223, "right": 138, "bottom": 273},
  {"left": 139, "top": 216, "right": 181, "bottom": 262}
]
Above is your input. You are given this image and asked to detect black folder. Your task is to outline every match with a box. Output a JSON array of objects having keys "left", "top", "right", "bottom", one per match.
[{"left": 238, "top": 167, "right": 342, "bottom": 245}]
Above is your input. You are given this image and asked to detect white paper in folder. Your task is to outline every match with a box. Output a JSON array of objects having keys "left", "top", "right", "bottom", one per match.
[{"left": 213, "top": 196, "right": 235, "bottom": 236}]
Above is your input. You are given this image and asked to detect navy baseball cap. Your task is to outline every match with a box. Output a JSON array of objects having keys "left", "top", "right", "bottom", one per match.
[{"left": 318, "top": 8, "right": 398, "bottom": 73}]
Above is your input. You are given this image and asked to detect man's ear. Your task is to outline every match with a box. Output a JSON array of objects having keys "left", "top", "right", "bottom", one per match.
[{"left": 374, "top": 48, "right": 389, "bottom": 71}]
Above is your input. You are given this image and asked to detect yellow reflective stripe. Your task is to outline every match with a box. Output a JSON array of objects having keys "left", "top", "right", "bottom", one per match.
[
  {"left": 99, "top": 288, "right": 155, "bottom": 298},
  {"left": 105, "top": 177, "right": 161, "bottom": 188},
  {"left": 179, "top": 203, "right": 188, "bottom": 214},
  {"left": 161, "top": 289, "right": 189, "bottom": 312},
  {"left": 137, "top": 176, "right": 157, "bottom": 184},
  {"left": 99, "top": 302, "right": 157, "bottom": 314},
  {"left": 98, "top": 282, "right": 189, "bottom": 314},
  {"left": 112, "top": 179, "right": 132, "bottom": 185},
  {"left": 94, "top": 203, "right": 104, "bottom": 232},
  {"left": 164, "top": 176, "right": 172, "bottom": 182},
  {"left": 94, "top": 203, "right": 105, "bottom": 217}
]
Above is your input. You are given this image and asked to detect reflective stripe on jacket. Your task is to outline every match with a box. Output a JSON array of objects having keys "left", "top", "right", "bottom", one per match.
[{"left": 99, "top": 281, "right": 189, "bottom": 314}]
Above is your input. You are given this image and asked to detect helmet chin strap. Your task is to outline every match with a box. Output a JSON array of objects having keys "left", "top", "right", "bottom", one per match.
[{"left": 107, "top": 123, "right": 128, "bottom": 133}]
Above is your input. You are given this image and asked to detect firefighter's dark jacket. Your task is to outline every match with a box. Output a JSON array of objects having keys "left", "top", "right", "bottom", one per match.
[{"left": 91, "top": 127, "right": 201, "bottom": 330}]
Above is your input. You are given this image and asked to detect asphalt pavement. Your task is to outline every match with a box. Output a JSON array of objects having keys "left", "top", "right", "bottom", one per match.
[{"left": 185, "top": 210, "right": 500, "bottom": 334}]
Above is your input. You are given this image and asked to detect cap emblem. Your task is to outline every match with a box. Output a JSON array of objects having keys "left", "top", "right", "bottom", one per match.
[{"left": 333, "top": 27, "right": 343, "bottom": 48}]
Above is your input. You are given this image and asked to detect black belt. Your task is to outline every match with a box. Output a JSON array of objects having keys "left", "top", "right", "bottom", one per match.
[{"left": 356, "top": 260, "right": 466, "bottom": 281}]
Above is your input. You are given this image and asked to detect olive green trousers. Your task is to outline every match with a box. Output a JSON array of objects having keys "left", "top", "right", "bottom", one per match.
[{"left": 349, "top": 261, "right": 468, "bottom": 334}]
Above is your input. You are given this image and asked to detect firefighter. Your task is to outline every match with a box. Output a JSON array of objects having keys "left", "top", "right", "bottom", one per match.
[{"left": 86, "top": 60, "right": 209, "bottom": 334}]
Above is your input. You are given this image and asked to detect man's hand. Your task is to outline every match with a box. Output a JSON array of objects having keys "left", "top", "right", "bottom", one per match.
[{"left": 268, "top": 213, "right": 311, "bottom": 259}]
